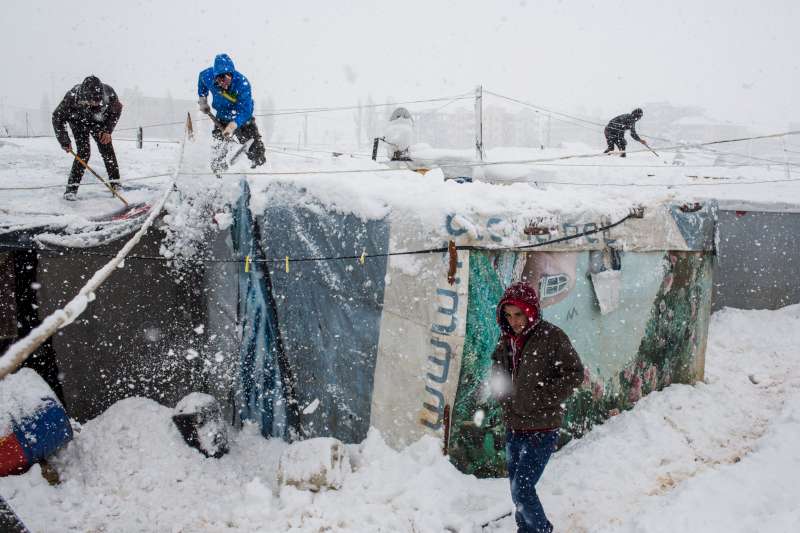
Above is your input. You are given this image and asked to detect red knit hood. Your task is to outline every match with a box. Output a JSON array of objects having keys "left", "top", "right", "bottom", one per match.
[{"left": 496, "top": 281, "right": 541, "bottom": 337}]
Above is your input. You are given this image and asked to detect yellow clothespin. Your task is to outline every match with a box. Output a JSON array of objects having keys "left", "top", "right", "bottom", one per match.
[
  {"left": 285, "top": 256, "right": 290, "bottom": 273},
  {"left": 359, "top": 249, "right": 366, "bottom": 265},
  {"left": 244, "top": 255, "right": 251, "bottom": 272}
]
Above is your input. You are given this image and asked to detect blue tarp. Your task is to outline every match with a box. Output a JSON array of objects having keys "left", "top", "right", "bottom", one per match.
[
  {"left": 231, "top": 181, "right": 390, "bottom": 442},
  {"left": 259, "top": 204, "right": 389, "bottom": 443},
  {"left": 232, "top": 180, "right": 287, "bottom": 438}
]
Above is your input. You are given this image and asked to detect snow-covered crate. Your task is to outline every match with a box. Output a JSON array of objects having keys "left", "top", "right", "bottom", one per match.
[
  {"left": 172, "top": 392, "right": 229, "bottom": 459},
  {"left": 276, "top": 437, "right": 350, "bottom": 492},
  {"left": 0, "top": 368, "right": 72, "bottom": 476}
]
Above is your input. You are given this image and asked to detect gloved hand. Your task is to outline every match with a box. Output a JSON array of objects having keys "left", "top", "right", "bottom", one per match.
[
  {"left": 198, "top": 96, "right": 210, "bottom": 114},
  {"left": 62, "top": 143, "right": 71, "bottom": 153},
  {"left": 222, "top": 122, "right": 237, "bottom": 139}
]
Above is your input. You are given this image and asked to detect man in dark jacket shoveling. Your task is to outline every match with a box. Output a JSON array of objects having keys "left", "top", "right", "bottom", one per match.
[
  {"left": 491, "top": 281, "right": 584, "bottom": 533},
  {"left": 197, "top": 53, "right": 267, "bottom": 173},
  {"left": 603, "top": 107, "right": 648, "bottom": 157},
  {"left": 52, "top": 76, "right": 123, "bottom": 200}
]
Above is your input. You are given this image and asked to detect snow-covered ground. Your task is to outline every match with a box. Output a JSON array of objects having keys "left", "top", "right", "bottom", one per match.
[
  {"left": 0, "top": 305, "right": 797, "bottom": 532},
  {"left": 2, "top": 134, "right": 800, "bottom": 532}
]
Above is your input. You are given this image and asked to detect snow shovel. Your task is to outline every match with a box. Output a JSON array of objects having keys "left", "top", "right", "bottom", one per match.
[
  {"left": 203, "top": 110, "right": 254, "bottom": 175},
  {"left": 68, "top": 148, "right": 129, "bottom": 206},
  {"left": 640, "top": 140, "right": 660, "bottom": 158},
  {"left": 228, "top": 138, "right": 254, "bottom": 166},
  {"left": 202, "top": 109, "right": 225, "bottom": 130}
]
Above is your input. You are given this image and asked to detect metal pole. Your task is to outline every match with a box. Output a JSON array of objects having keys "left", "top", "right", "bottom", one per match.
[
  {"left": 783, "top": 136, "right": 791, "bottom": 178},
  {"left": 546, "top": 114, "right": 552, "bottom": 147},
  {"left": 538, "top": 112, "right": 544, "bottom": 150},
  {"left": 25, "top": 112, "right": 30, "bottom": 137},
  {"left": 474, "top": 85, "right": 484, "bottom": 161},
  {"left": 137, "top": 126, "right": 143, "bottom": 149}
]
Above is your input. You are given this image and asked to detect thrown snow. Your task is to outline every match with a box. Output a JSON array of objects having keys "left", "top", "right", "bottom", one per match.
[
  {"left": 1, "top": 305, "right": 798, "bottom": 532},
  {"left": 302, "top": 398, "right": 320, "bottom": 415}
]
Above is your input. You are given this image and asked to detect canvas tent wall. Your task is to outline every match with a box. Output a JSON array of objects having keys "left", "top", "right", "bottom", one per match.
[
  {"left": 0, "top": 225, "right": 238, "bottom": 423},
  {"left": 229, "top": 180, "right": 717, "bottom": 475},
  {"left": 712, "top": 205, "right": 800, "bottom": 311}
]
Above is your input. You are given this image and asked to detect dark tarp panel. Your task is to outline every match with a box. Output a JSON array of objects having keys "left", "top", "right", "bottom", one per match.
[
  {"left": 259, "top": 204, "right": 389, "bottom": 443},
  {"left": 713, "top": 210, "right": 800, "bottom": 311}
]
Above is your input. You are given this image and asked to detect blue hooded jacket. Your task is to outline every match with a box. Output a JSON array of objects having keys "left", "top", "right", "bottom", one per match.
[{"left": 197, "top": 54, "right": 254, "bottom": 128}]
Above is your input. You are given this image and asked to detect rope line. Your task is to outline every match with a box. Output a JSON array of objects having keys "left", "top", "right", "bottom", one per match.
[
  {"left": 484, "top": 89, "right": 799, "bottom": 168},
  {"left": 114, "top": 93, "right": 474, "bottom": 132},
  {"left": 484, "top": 90, "right": 607, "bottom": 129},
  {"left": 0, "top": 211, "right": 639, "bottom": 264},
  {"left": 175, "top": 130, "right": 800, "bottom": 178},
  {"left": 530, "top": 176, "right": 800, "bottom": 187},
  {"left": 0, "top": 172, "right": 173, "bottom": 191},
  {"left": 2, "top": 131, "right": 798, "bottom": 192}
]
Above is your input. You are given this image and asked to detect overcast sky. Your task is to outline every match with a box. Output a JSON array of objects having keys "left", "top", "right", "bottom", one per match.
[{"left": 2, "top": 0, "right": 798, "bottom": 129}]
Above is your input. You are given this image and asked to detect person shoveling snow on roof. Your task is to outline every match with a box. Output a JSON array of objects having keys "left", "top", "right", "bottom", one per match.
[
  {"left": 491, "top": 281, "right": 584, "bottom": 533},
  {"left": 197, "top": 53, "right": 267, "bottom": 173},
  {"left": 52, "top": 76, "right": 123, "bottom": 201},
  {"left": 603, "top": 107, "right": 648, "bottom": 157}
]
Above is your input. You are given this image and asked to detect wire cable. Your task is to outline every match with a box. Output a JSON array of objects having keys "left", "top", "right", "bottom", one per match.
[{"left": 0, "top": 211, "right": 639, "bottom": 263}]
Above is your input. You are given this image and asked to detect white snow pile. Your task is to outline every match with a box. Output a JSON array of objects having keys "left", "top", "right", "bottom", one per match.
[
  {"left": 0, "top": 138, "right": 178, "bottom": 239},
  {"left": 276, "top": 437, "right": 349, "bottom": 492},
  {"left": 1, "top": 305, "right": 798, "bottom": 532}
]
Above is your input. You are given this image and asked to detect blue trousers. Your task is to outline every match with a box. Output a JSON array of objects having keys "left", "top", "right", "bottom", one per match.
[{"left": 506, "top": 429, "right": 559, "bottom": 533}]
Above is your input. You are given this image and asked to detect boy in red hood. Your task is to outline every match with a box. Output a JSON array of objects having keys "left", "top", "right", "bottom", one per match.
[{"left": 491, "top": 281, "right": 584, "bottom": 533}]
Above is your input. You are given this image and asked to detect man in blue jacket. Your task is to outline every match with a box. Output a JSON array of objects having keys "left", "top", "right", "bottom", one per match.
[{"left": 197, "top": 54, "right": 267, "bottom": 171}]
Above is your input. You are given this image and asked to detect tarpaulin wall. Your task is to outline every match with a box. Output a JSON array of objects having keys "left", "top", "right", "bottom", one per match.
[
  {"left": 713, "top": 210, "right": 800, "bottom": 311},
  {"left": 245, "top": 185, "right": 390, "bottom": 443},
  {"left": 13, "top": 230, "right": 209, "bottom": 422},
  {"left": 231, "top": 181, "right": 288, "bottom": 438},
  {"left": 449, "top": 248, "right": 714, "bottom": 476},
  {"left": 232, "top": 182, "right": 467, "bottom": 445},
  {"left": 234, "top": 188, "right": 717, "bottom": 476}
]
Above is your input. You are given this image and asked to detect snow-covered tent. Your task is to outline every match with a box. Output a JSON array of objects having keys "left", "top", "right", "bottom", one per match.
[
  {"left": 224, "top": 175, "right": 717, "bottom": 476},
  {"left": 1, "top": 138, "right": 729, "bottom": 478}
]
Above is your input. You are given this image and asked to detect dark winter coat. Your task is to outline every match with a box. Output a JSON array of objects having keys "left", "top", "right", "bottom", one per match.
[
  {"left": 491, "top": 283, "right": 584, "bottom": 431},
  {"left": 605, "top": 113, "right": 642, "bottom": 142},
  {"left": 52, "top": 78, "right": 123, "bottom": 148},
  {"left": 197, "top": 54, "right": 255, "bottom": 128}
]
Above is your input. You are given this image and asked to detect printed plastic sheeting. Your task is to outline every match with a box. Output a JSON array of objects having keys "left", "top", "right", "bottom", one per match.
[
  {"left": 231, "top": 180, "right": 467, "bottom": 447},
  {"left": 231, "top": 185, "right": 717, "bottom": 460}
]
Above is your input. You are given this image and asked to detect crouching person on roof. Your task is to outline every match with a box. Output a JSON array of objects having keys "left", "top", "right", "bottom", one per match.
[
  {"left": 603, "top": 107, "right": 647, "bottom": 157},
  {"left": 491, "top": 281, "right": 584, "bottom": 533},
  {"left": 52, "top": 76, "right": 123, "bottom": 200},
  {"left": 197, "top": 53, "right": 267, "bottom": 173}
]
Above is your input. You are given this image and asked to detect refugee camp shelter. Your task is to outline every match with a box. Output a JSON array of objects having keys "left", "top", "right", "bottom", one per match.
[
  {"left": 1, "top": 137, "right": 724, "bottom": 478},
  {"left": 225, "top": 172, "right": 717, "bottom": 476}
]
